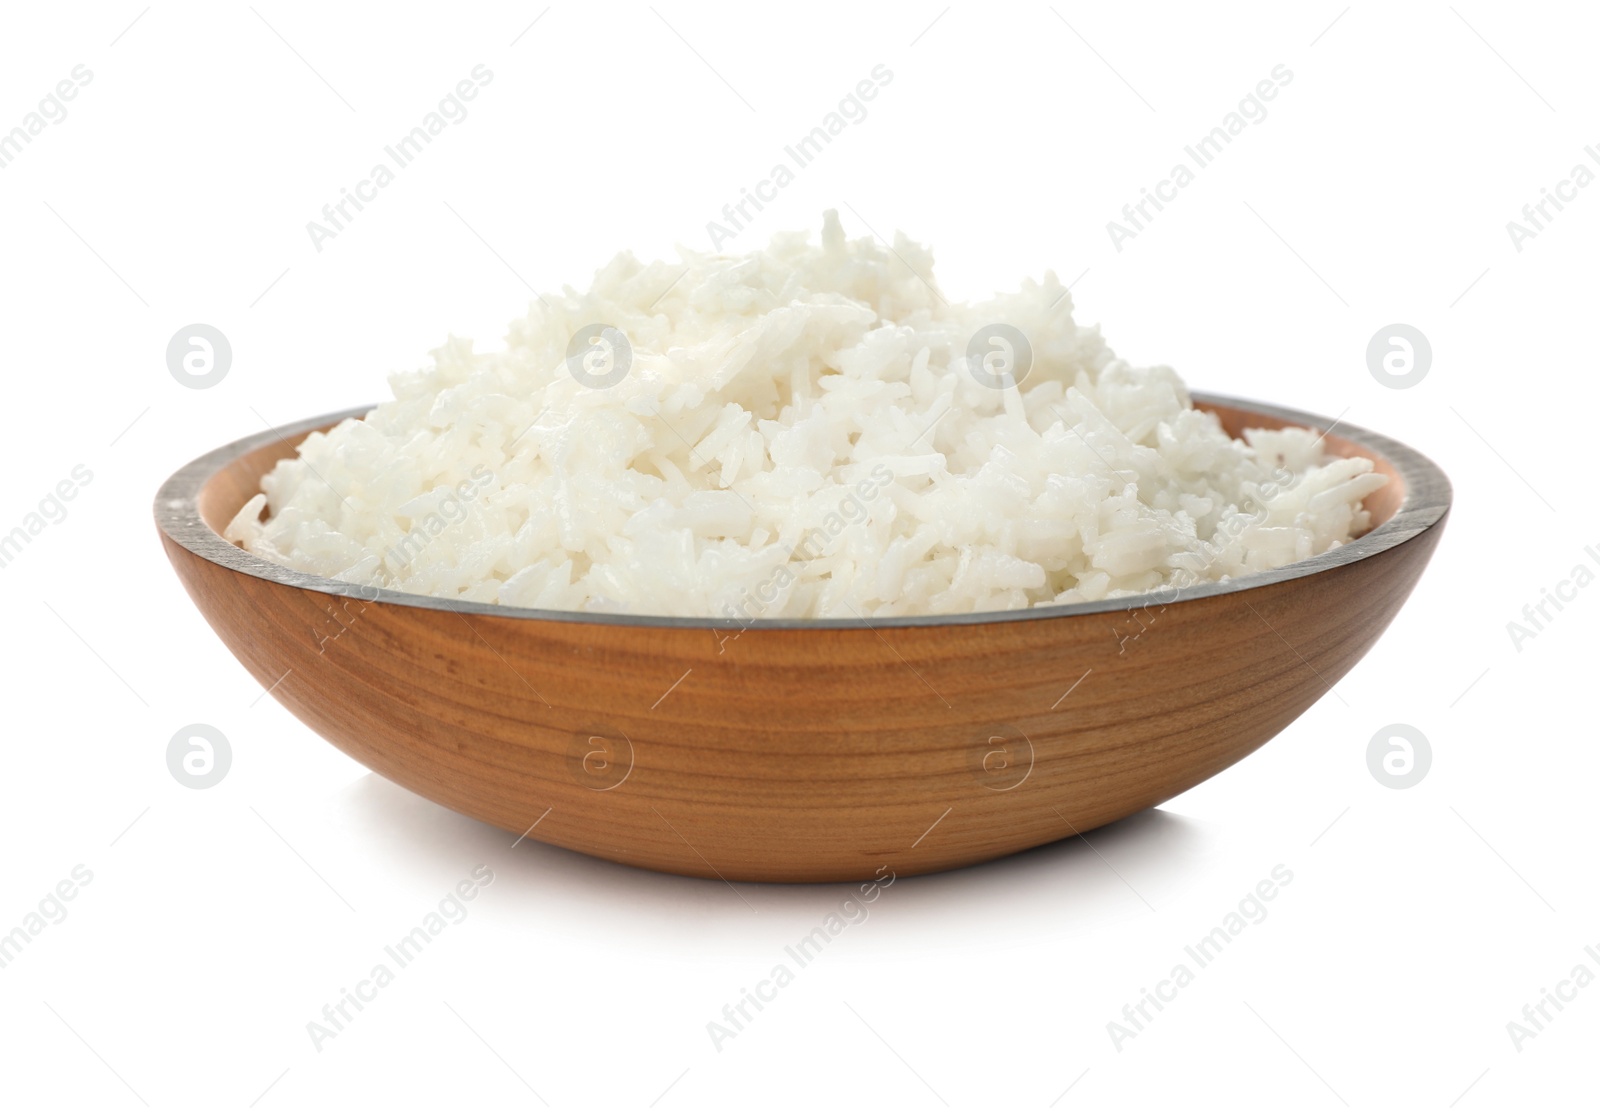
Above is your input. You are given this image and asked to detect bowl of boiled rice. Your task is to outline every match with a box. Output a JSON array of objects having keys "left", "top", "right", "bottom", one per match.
[{"left": 156, "top": 214, "right": 1449, "bottom": 882}]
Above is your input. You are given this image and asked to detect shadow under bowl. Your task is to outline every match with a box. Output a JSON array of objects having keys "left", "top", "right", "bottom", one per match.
[{"left": 155, "top": 394, "right": 1449, "bottom": 882}]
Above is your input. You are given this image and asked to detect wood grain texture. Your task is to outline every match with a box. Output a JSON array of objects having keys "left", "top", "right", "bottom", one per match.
[{"left": 157, "top": 398, "right": 1449, "bottom": 882}]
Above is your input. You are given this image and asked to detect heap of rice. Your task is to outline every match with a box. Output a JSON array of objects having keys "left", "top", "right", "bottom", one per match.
[{"left": 227, "top": 212, "right": 1386, "bottom": 619}]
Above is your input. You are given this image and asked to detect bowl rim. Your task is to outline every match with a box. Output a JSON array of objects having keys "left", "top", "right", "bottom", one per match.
[{"left": 154, "top": 393, "right": 1451, "bottom": 631}]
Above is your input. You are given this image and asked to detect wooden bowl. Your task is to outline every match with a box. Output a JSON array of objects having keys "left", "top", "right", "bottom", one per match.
[{"left": 155, "top": 395, "right": 1449, "bottom": 883}]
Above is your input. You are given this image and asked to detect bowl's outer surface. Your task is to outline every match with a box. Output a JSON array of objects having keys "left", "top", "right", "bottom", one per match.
[{"left": 157, "top": 396, "right": 1449, "bottom": 882}]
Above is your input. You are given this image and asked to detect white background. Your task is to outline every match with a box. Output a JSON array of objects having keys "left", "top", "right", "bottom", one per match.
[{"left": 1, "top": 2, "right": 1595, "bottom": 1110}]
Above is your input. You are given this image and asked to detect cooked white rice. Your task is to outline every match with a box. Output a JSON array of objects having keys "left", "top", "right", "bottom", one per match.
[{"left": 227, "top": 211, "right": 1386, "bottom": 619}]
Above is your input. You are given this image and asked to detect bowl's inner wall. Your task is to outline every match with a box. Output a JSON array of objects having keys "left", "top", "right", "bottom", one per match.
[
  {"left": 1203, "top": 402, "right": 1405, "bottom": 525},
  {"left": 198, "top": 403, "right": 1407, "bottom": 543}
]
